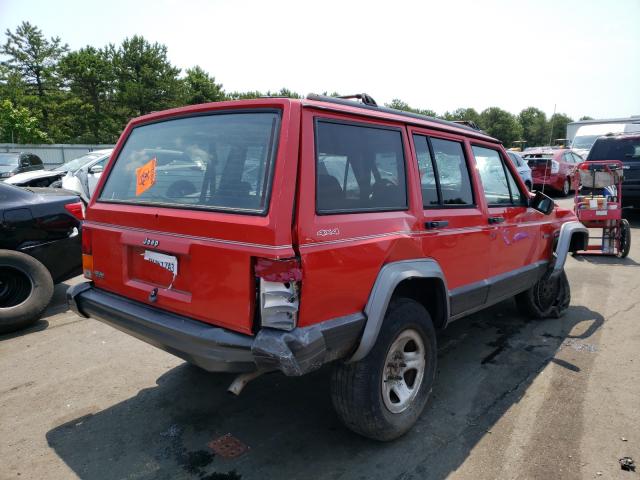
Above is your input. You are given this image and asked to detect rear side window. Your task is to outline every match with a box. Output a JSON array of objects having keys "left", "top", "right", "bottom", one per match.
[
  {"left": 589, "top": 137, "right": 640, "bottom": 161},
  {"left": 315, "top": 121, "right": 407, "bottom": 213},
  {"left": 99, "top": 112, "right": 280, "bottom": 214},
  {"left": 474, "top": 146, "right": 524, "bottom": 205},
  {"left": 30, "top": 155, "right": 43, "bottom": 166}
]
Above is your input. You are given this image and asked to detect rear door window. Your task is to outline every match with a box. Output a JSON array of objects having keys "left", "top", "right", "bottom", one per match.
[
  {"left": 99, "top": 111, "right": 281, "bottom": 214},
  {"left": 315, "top": 120, "right": 407, "bottom": 213}
]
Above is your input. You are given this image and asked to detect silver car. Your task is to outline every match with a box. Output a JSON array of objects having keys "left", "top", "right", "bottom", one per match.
[{"left": 507, "top": 151, "right": 532, "bottom": 190}]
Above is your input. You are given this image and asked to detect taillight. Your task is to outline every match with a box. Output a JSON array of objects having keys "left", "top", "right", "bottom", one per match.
[
  {"left": 551, "top": 160, "right": 560, "bottom": 174},
  {"left": 255, "top": 257, "right": 301, "bottom": 331},
  {"left": 81, "top": 226, "right": 93, "bottom": 279},
  {"left": 64, "top": 201, "right": 85, "bottom": 221}
]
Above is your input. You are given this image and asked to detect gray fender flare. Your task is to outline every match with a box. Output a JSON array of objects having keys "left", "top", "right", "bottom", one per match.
[
  {"left": 551, "top": 220, "right": 588, "bottom": 278},
  {"left": 347, "top": 259, "right": 449, "bottom": 363}
]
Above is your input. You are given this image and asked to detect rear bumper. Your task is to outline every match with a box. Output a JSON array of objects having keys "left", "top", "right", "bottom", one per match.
[{"left": 67, "top": 283, "right": 365, "bottom": 376}]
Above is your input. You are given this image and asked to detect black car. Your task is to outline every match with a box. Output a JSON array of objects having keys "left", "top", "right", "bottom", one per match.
[
  {"left": 0, "top": 152, "right": 45, "bottom": 179},
  {"left": 0, "top": 183, "right": 83, "bottom": 333},
  {"left": 588, "top": 133, "right": 640, "bottom": 208}
]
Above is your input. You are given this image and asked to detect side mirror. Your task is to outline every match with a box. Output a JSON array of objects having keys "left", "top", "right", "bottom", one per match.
[
  {"left": 530, "top": 190, "right": 555, "bottom": 215},
  {"left": 89, "top": 165, "right": 104, "bottom": 174}
]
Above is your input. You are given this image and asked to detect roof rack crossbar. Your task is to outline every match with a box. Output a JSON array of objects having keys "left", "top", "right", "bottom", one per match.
[{"left": 336, "top": 93, "right": 378, "bottom": 106}]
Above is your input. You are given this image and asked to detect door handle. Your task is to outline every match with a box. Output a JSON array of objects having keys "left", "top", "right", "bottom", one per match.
[
  {"left": 425, "top": 220, "right": 449, "bottom": 229},
  {"left": 488, "top": 216, "right": 505, "bottom": 224}
]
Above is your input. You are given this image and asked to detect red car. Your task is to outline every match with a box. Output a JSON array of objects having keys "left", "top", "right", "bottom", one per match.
[
  {"left": 68, "top": 95, "right": 587, "bottom": 441},
  {"left": 522, "top": 147, "right": 582, "bottom": 196}
]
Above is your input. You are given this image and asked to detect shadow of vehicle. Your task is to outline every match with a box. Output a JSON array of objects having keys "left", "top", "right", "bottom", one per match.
[{"left": 46, "top": 300, "right": 604, "bottom": 480}]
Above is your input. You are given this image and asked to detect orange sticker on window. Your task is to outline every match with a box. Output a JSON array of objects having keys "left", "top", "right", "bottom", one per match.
[{"left": 135, "top": 157, "right": 156, "bottom": 196}]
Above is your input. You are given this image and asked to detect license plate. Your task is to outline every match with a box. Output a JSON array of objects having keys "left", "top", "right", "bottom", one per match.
[{"left": 143, "top": 250, "right": 179, "bottom": 276}]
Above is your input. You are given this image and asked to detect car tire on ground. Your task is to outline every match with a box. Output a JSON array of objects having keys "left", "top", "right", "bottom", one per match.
[
  {"left": 330, "top": 298, "right": 437, "bottom": 441},
  {"left": 516, "top": 269, "right": 570, "bottom": 319},
  {"left": 0, "top": 250, "right": 54, "bottom": 334},
  {"left": 618, "top": 219, "right": 631, "bottom": 258},
  {"left": 561, "top": 178, "right": 571, "bottom": 197}
]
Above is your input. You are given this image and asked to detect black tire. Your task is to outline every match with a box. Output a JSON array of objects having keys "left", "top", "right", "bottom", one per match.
[
  {"left": 516, "top": 270, "right": 570, "bottom": 319},
  {"left": 0, "top": 250, "right": 54, "bottom": 334},
  {"left": 330, "top": 298, "right": 437, "bottom": 441},
  {"left": 618, "top": 219, "right": 631, "bottom": 258},
  {"left": 525, "top": 181, "right": 532, "bottom": 191},
  {"left": 560, "top": 178, "right": 571, "bottom": 197}
]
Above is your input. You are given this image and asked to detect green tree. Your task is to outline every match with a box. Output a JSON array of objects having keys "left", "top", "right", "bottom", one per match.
[
  {"left": 0, "top": 99, "right": 48, "bottom": 143},
  {"left": 479, "top": 107, "right": 523, "bottom": 147},
  {"left": 59, "top": 46, "right": 119, "bottom": 142},
  {"left": 181, "top": 66, "right": 224, "bottom": 105},
  {"left": 386, "top": 98, "right": 437, "bottom": 117},
  {"left": 225, "top": 88, "right": 301, "bottom": 100},
  {"left": 442, "top": 107, "right": 481, "bottom": 125},
  {"left": 0, "top": 21, "right": 68, "bottom": 128},
  {"left": 548, "top": 113, "right": 574, "bottom": 144},
  {"left": 112, "top": 35, "right": 182, "bottom": 117},
  {"left": 579, "top": 115, "right": 593, "bottom": 121},
  {"left": 518, "top": 107, "right": 548, "bottom": 148}
]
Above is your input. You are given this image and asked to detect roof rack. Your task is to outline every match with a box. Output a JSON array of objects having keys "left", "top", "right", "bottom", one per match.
[
  {"left": 451, "top": 120, "right": 482, "bottom": 131},
  {"left": 305, "top": 93, "right": 486, "bottom": 137},
  {"left": 336, "top": 93, "right": 378, "bottom": 106}
]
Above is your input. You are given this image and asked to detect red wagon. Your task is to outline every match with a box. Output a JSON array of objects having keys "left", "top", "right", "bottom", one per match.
[{"left": 573, "top": 160, "right": 631, "bottom": 257}]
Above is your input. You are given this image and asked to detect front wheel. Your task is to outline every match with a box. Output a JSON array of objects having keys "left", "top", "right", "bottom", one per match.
[
  {"left": 516, "top": 270, "right": 570, "bottom": 319},
  {"left": 330, "top": 298, "right": 437, "bottom": 441}
]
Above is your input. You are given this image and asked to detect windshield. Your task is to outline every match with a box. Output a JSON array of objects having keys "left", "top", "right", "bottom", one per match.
[
  {"left": 99, "top": 111, "right": 281, "bottom": 214},
  {"left": 54, "top": 152, "right": 110, "bottom": 172},
  {"left": 572, "top": 135, "right": 600, "bottom": 150},
  {"left": 0, "top": 154, "right": 19, "bottom": 167},
  {"left": 588, "top": 137, "right": 640, "bottom": 161}
]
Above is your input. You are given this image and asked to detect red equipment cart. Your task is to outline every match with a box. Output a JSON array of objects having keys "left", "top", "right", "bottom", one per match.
[{"left": 573, "top": 160, "right": 631, "bottom": 257}]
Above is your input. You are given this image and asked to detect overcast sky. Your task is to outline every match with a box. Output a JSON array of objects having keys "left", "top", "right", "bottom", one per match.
[{"left": 1, "top": 0, "right": 639, "bottom": 119}]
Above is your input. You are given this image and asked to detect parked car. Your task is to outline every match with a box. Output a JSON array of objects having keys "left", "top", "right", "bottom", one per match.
[
  {"left": 522, "top": 147, "right": 582, "bottom": 196},
  {"left": 59, "top": 149, "right": 113, "bottom": 202},
  {"left": 67, "top": 95, "right": 587, "bottom": 441},
  {"left": 0, "top": 183, "right": 84, "bottom": 333},
  {"left": 507, "top": 150, "right": 532, "bottom": 190},
  {"left": 587, "top": 132, "right": 640, "bottom": 208},
  {"left": 5, "top": 149, "right": 112, "bottom": 191},
  {"left": 0, "top": 152, "right": 44, "bottom": 179}
]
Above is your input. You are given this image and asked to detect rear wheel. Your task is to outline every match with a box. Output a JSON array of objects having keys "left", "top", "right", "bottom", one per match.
[
  {"left": 330, "top": 298, "right": 437, "bottom": 441},
  {"left": 0, "top": 250, "right": 54, "bottom": 334},
  {"left": 618, "top": 219, "right": 631, "bottom": 258},
  {"left": 516, "top": 270, "right": 570, "bottom": 319},
  {"left": 561, "top": 178, "right": 571, "bottom": 197}
]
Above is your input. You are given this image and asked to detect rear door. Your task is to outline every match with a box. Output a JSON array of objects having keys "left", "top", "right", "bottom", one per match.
[
  {"left": 410, "top": 129, "right": 491, "bottom": 317},
  {"left": 86, "top": 101, "right": 300, "bottom": 335}
]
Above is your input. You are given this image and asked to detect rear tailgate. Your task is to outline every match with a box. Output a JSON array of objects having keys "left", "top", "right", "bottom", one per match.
[
  {"left": 525, "top": 157, "right": 553, "bottom": 178},
  {"left": 85, "top": 101, "right": 300, "bottom": 335}
]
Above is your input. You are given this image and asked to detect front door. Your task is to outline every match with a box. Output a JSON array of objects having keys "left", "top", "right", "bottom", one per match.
[{"left": 471, "top": 143, "right": 542, "bottom": 303}]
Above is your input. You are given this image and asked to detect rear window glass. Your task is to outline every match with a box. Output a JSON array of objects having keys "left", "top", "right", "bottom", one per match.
[
  {"left": 588, "top": 137, "right": 640, "bottom": 162},
  {"left": 99, "top": 112, "right": 280, "bottom": 214},
  {"left": 315, "top": 121, "right": 407, "bottom": 213}
]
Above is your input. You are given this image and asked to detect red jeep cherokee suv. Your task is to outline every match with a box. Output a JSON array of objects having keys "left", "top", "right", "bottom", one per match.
[{"left": 68, "top": 95, "right": 587, "bottom": 440}]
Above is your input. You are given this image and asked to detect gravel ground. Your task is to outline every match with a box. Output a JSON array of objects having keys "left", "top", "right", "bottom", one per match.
[{"left": 1, "top": 198, "right": 639, "bottom": 480}]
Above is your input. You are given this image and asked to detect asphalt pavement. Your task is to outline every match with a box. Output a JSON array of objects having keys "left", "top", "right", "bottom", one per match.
[{"left": 1, "top": 198, "right": 639, "bottom": 480}]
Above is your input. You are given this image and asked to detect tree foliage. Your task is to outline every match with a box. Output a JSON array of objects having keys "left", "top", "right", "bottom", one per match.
[
  {"left": 479, "top": 107, "right": 523, "bottom": 147},
  {"left": 518, "top": 107, "right": 549, "bottom": 148},
  {"left": 0, "top": 99, "right": 49, "bottom": 143},
  {"left": 181, "top": 66, "right": 224, "bottom": 105},
  {"left": 386, "top": 98, "right": 437, "bottom": 117}
]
